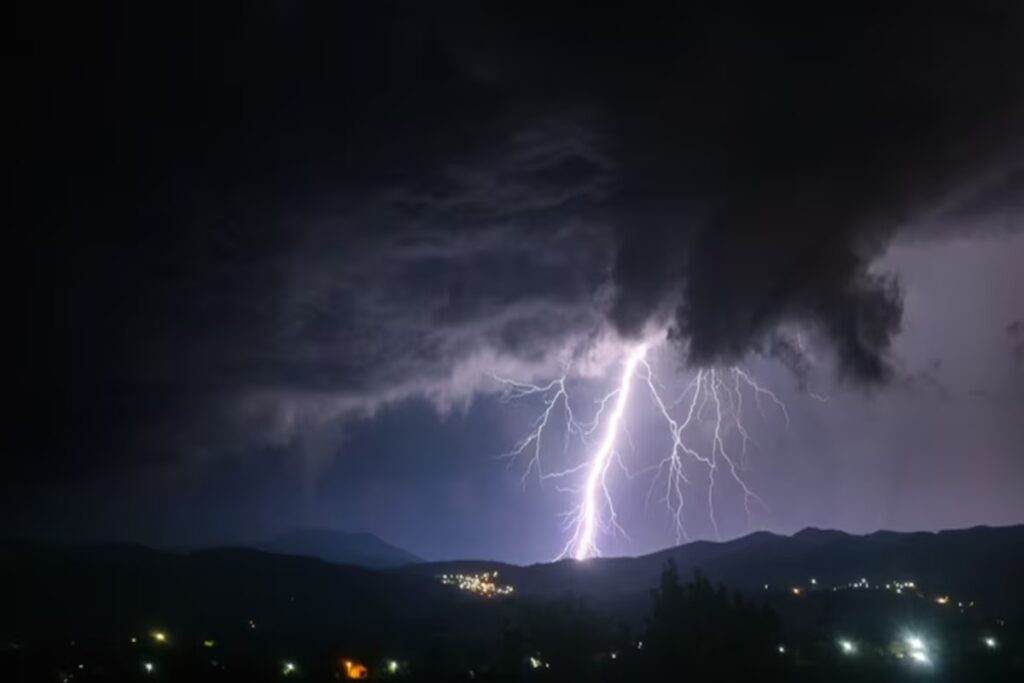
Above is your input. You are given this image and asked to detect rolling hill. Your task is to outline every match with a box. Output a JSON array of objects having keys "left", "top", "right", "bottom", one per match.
[
  {"left": 252, "top": 528, "right": 421, "bottom": 568},
  {"left": 402, "top": 525, "right": 1024, "bottom": 616}
]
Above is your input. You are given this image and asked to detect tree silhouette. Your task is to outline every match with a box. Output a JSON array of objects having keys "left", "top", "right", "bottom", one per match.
[{"left": 644, "top": 561, "right": 785, "bottom": 682}]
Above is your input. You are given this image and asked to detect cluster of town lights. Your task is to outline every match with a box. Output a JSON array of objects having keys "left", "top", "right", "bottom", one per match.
[
  {"left": 437, "top": 570, "right": 514, "bottom": 597},
  {"left": 782, "top": 575, "right": 975, "bottom": 613}
]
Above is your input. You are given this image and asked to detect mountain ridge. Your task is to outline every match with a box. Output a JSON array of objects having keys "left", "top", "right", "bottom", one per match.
[
  {"left": 252, "top": 527, "right": 423, "bottom": 568},
  {"left": 400, "top": 523, "right": 1024, "bottom": 616}
]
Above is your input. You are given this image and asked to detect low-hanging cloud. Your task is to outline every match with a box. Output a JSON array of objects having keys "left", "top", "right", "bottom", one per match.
[{"left": 8, "top": 0, "right": 1023, "bottom": 481}]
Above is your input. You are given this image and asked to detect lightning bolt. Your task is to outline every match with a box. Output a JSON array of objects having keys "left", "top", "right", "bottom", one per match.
[
  {"left": 572, "top": 343, "right": 648, "bottom": 560},
  {"left": 495, "top": 340, "right": 789, "bottom": 560}
]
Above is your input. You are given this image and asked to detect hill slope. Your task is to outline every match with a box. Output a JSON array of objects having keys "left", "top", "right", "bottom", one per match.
[
  {"left": 0, "top": 542, "right": 467, "bottom": 645},
  {"left": 404, "top": 525, "right": 1024, "bottom": 616},
  {"left": 253, "top": 528, "right": 421, "bottom": 568}
]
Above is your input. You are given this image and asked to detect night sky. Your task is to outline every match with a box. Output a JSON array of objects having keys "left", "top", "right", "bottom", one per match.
[{"left": 7, "top": 1, "right": 1023, "bottom": 563}]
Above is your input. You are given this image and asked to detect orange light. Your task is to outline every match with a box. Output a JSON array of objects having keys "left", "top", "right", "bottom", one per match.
[
  {"left": 935, "top": 595, "right": 950, "bottom": 605},
  {"left": 341, "top": 659, "right": 368, "bottom": 680}
]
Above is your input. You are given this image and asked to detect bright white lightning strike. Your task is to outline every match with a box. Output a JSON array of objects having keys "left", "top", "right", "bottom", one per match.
[
  {"left": 573, "top": 344, "right": 648, "bottom": 560},
  {"left": 495, "top": 340, "right": 789, "bottom": 560}
]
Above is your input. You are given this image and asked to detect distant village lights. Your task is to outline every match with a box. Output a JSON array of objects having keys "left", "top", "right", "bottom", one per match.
[{"left": 437, "top": 570, "right": 514, "bottom": 597}]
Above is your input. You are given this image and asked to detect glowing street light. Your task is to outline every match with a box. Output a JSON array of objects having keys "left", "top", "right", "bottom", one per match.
[
  {"left": 838, "top": 639, "right": 857, "bottom": 655},
  {"left": 142, "top": 661, "right": 155, "bottom": 674},
  {"left": 905, "top": 635, "right": 925, "bottom": 652},
  {"left": 282, "top": 661, "right": 297, "bottom": 676},
  {"left": 903, "top": 634, "right": 931, "bottom": 666},
  {"left": 983, "top": 636, "right": 998, "bottom": 649},
  {"left": 151, "top": 631, "right": 168, "bottom": 644}
]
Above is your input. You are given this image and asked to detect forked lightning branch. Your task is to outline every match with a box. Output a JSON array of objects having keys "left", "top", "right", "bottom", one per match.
[{"left": 494, "top": 341, "right": 790, "bottom": 560}]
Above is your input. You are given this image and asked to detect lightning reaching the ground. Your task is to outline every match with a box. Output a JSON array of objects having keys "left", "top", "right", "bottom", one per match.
[
  {"left": 494, "top": 340, "right": 790, "bottom": 560},
  {"left": 573, "top": 344, "right": 649, "bottom": 560}
]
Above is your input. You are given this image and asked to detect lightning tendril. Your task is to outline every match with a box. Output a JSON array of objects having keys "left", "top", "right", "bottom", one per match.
[{"left": 494, "top": 341, "right": 789, "bottom": 560}]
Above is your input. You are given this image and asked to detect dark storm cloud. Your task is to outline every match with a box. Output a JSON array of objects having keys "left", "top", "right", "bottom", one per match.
[
  {"left": 590, "top": 2, "right": 1024, "bottom": 382},
  {"left": 8, "top": 1, "right": 1024, "bottom": 482}
]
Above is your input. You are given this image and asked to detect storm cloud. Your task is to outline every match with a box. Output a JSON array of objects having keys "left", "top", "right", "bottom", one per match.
[{"left": 8, "top": 0, "right": 1023, "bottom": 484}]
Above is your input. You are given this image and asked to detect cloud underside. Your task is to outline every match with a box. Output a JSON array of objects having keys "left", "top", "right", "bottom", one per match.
[{"left": 9, "top": 0, "right": 1023, "bottom": 472}]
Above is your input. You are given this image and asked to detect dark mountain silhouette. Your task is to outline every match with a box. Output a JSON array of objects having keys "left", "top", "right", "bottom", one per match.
[
  {"left": 404, "top": 524, "right": 1024, "bottom": 616},
  {"left": 0, "top": 541, "right": 479, "bottom": 650},
  {"left": 2, "top": 524, "right": 1021, "bottom": 646},
  {"left": 252, "top": 528, "right": 422, "bottom": 568}
]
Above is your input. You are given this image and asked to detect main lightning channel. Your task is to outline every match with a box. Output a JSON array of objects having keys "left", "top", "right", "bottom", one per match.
[
  {"left": 496, "top": 340, "right": 788, "bottom": 561},
  {"left": 573, "top": 343, "right": 648, "bottom": 560}
]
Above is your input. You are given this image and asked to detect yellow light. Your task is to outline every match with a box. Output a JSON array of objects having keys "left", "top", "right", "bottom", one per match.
[
  {"left": 791, "top": 587, "right": 802, "bottom": 595},
  {"left": 387, "top": 660, "right": 399, "bottom": 674},
  {"left": 282, "top": 661, "right": 297, "bottom": 675},
  {"left": 203, "top": 640, "right": 216, "bottom": 648},
  {"left": 151, "top": 631, "right": 168, "bottom": 644},
  {"left": 935, "top": 596, "right": 949, "bottom": 605},
  {"left": 437, "top": 571, "right": 514, "bottom": 597}
]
